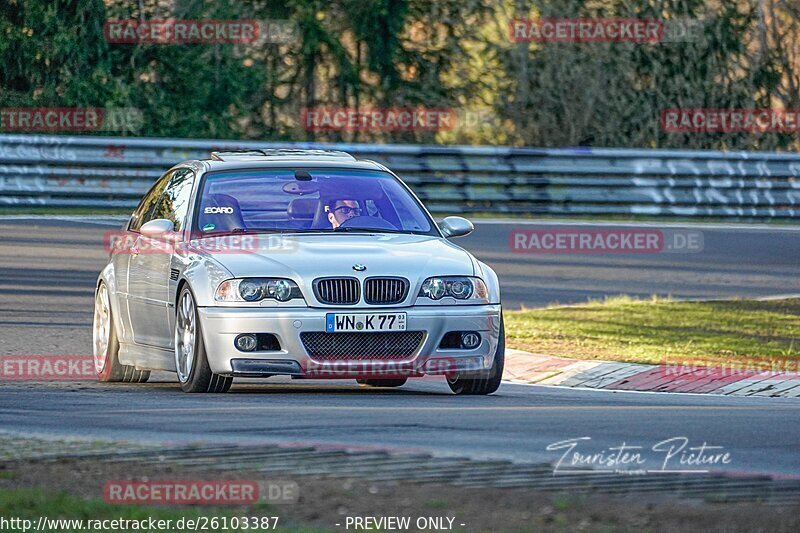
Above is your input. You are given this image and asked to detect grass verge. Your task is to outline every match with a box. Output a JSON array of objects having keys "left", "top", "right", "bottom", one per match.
[{"left": 504, "top": 296, "right": 800, "bottom": 365}]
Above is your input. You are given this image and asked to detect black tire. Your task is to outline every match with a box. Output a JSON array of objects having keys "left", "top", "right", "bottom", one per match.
[
  {"left": 175, "top": 286, "right": 232, "bottom": 393},
  {"left": 357, "top": 378, "right": 408, "bottom": 388},
  {"left": 94, "top": 282, "right": 150, "bottom": 383},
  {"left": 447, "top": 315, "right": 504, "bottom": 395}
]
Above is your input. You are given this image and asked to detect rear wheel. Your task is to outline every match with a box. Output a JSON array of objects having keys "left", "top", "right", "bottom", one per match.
[
  {"left": 93, "top": 282, "right": 150, "bottom": 383},
  {"left": 447, "top": 315, "right": 504, "bottom": 395},
  {"left": 175, "top": 287, "right": 232, "bottom": 393},
  {"left": 357, "top": 378, "right": 408, "bottom": 388}
]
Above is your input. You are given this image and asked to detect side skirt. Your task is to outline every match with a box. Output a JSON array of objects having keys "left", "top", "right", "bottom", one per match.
[{"left": 119, "top": 342, "right": 175, "bottom": 372}]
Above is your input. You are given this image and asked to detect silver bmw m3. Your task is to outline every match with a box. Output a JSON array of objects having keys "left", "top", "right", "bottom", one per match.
[{"left": 93, "top": 149, "right": 503, "bottom": 394}]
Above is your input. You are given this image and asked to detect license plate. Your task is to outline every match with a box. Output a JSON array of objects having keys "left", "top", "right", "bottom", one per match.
[{"left": 325, "top": 312, "right": 407, "bottom": 333}]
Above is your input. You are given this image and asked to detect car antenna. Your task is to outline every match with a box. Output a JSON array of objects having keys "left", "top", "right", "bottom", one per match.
[{"left": 294, "top": 170, "right": 312, "bottom": 181}]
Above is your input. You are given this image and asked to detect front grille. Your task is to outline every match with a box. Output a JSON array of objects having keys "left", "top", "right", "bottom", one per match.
[
  {"left": 314, "top": 277, "right": 360, "bottom": 305},
  {"left": 301, "top": 331, "right": 424, "bottom": 361},
  {"left": 364, "top": 277, "right": 408, "bottom": 305}
]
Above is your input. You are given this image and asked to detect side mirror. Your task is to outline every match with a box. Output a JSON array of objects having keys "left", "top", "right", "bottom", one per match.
[
  {"left": 140, "top": 218, "right": 175, "bottom": 238},
  {"left": 440, "top": 216, "right": 474, "bottom": 238}
]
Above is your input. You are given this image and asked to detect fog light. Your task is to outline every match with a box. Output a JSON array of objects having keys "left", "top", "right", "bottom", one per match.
[
  {"left": 235, "top": 334, "right": 258, "bottom": 352},
  {"left": 461, "top": 332, "right": 481, "bottom": 349}
]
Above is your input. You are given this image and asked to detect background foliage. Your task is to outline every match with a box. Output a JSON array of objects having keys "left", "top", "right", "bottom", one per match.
[{"left": 0, "top": 0, "right": 797, "bottom": 149}]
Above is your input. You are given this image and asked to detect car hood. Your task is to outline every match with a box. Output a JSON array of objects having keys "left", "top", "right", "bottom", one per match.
[{"left": 203, "top": 232, "right": 475, "bottom": 282}]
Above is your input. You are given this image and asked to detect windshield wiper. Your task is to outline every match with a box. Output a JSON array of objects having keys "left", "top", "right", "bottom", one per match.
[
  {"left": 198, "top": 227, "right": 419, "bottom": 237},
  {"left": 195, "top": 228, "right": 285, "bottom": 238},
  {"left": 332, "top": 227, "right": 404, "bottom": 234}
]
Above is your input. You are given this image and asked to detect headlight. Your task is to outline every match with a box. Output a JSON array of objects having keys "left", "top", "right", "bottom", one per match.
[
  {"left": 215, "top": 278, "right": 303, "bottom": 302},
  {"left": 421, "top": 278, "right": 447, "bottom": 299},
  {"left": 418, "top": 276, "right": 488, "bottom": 302},
  {"left": 239, "top": 279, "right": 264, "bottom": 301}
]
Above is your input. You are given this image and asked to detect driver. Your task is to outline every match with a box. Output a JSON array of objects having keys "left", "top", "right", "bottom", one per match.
[{"left": 326, "top": 199, "right": 362, "bottom": 228}]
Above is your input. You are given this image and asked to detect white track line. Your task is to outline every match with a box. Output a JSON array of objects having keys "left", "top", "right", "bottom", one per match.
[
  {"left": 0, "top": 214, "right": 800, "bottom": 232},
  {"left": 0, "top": 215, "right": 127, "bottom": 226},
  {"left": 3, "top": 215, "right": 800, "bottom": 231},
  {"left": 502, "top": 379, "right": 800, "bottom": 402},
  {"left": 475, "top": 218, "right": 800, "bottom": 231}
]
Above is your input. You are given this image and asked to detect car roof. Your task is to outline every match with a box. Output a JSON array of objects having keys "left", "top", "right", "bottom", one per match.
[
  {"left": 210, "top": 148, "right": 356, "bottom": 161},
  {"left": 190, "top": 149, "right": 388, "bottom": 173}
]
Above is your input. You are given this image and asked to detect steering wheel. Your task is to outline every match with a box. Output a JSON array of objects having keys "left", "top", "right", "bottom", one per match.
[{"left": 338, "top": 215, "right": 398, "bottom": 231}]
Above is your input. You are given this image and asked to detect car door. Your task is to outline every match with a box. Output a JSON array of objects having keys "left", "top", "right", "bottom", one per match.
[
  {"left": 107, "top": 192, "right": 158, "bottom": 343},
  {"left": 159, "top": 168, "right": 195, "bottom": 349},
  {"left": 128, "top": 169, "right": 194, "bottom": 349}
]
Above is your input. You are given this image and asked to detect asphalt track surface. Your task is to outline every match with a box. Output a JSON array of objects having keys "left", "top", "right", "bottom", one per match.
[
  {"left": 1, "top": 216, "right": 799, "bottom": 478},
  {"left": 466, "top": 219, "right": 800, "bottom": 308}
]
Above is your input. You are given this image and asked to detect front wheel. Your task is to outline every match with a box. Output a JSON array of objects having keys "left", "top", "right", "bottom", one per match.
[
  {"left": 174, "top": 287, "right": 232, "bottom": 393},
  {"left": 447, "top": 315, "right": 504, "bottom": 395}
]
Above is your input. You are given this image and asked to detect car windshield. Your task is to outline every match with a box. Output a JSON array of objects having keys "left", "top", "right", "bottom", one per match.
[{"left": 194, "top": 168, "right": 437, "bottom": 236}]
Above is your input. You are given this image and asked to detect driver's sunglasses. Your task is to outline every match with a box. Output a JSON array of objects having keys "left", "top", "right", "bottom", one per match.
[{"left": 333, "top": 206, "right": 362, "bottom": 216}]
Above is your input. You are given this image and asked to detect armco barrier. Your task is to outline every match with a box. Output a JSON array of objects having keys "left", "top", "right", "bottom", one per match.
[{"left": 1, "top": 134, "right": 799, "bottom": 218}]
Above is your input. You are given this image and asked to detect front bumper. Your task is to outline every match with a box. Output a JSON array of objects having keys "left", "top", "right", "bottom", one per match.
[{"left": 197, "top": 304, "right": 502, "bottom": 378}]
